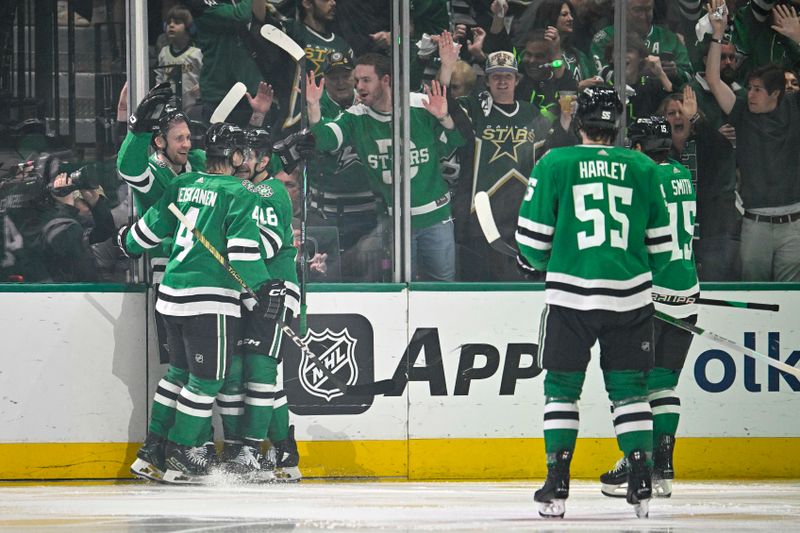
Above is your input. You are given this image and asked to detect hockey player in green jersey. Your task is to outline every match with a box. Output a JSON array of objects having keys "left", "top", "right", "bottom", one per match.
[
  {"left": 600, "top": 115, "right": 699, "bottom": 500},
  {"left": 306, "top": 53, "right": 466, "bottom": 281},
  {"left": 216, "top": 127, "right": 302, "bottom": 482},
  {"left": 515, "top": 87, "right": 673, "bottom": 518},
  {"left": 117, "top": 82, "right": 206, "bottom": 287},
  {"left": 117, "top": 123, "right": 284, "bottom": 485}
]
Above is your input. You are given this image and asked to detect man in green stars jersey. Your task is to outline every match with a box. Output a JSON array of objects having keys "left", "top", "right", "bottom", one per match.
[
  {"left": 308, "top": 51, "right": 380, "bottom": 281},
  {"left": 515, "top": 87, "right": 672, "bottom": 519},
  {"left": 600, "top": 115, "right": 699, "bottom": 500},
  {"left": 306, "top": 53, "right": 465, "bottom": 281}
]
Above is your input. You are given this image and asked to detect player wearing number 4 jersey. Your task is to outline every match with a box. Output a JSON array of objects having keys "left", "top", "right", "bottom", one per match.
[
  {"left": 117, "top": 123, "right": 284, "bottom": 485},
  {"left": 600, "top": 116, "right": 699, "bottom": 500},
  {"left": 515, "top": 87, "right": 673, "bottom": 519}
]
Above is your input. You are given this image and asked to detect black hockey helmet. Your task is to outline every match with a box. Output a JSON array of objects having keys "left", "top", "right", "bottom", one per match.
[
  {"left": 244, "top": 127, "right": 272, "bottom": 155},
  {"left": 205, "top": 122, "right": 246, "bottom": 158},
  {"left": 576, "top": 86, "right": 623, "bottom": 131},
  {"left": 152, "top": 100, "right": 189, "bottom": 141},
  {"left": 628, "top": 115, "right": 672, "bottom": 154}
]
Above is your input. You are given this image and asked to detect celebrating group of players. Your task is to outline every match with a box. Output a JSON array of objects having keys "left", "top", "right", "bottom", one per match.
[
  {"left": 111, "top": 48, "right": 700, "bottom": 522},
  {"left": 116, "top": 82, "right": 309, "bottom": 485}
]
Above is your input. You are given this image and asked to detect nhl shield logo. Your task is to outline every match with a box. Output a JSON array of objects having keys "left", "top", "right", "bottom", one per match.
[{"left": 299, "top": 328, "right": 359, "bottom": 401}]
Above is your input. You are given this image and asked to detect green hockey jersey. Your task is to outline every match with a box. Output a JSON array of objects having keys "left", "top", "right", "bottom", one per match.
[
  {"left": 242, "top": 177, "right": 300, "bottom": 314},
  {"left": 310, "top": 93, "right": 465, "bottom": 229},
  {"left": 652, "top": 159, "right": 699, "bottom": 319},
  {"left": 116, "top": 130, "right": 206, "bottom": 283},
  {"left": 516, "top": 145, "right": 672, "bottom": 312},
  {"left": 591, "top": 24, "right": 692, "bottom": 84},
  {"left": 308, "top": 90, "right": 377, "bottom": 215},
  {"left": 125, "top": 171, "right": 270, "bottom": 317}
]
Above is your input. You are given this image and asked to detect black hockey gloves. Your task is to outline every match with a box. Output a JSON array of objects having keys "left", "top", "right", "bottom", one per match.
[
  {"left": 128, "top": 82, "right": 174, "bottom": 133},
  {"left": 115, "top": 225, "right": 141, "bottom": 259},
  {"left": 255, "top": 279, "right": 287, "bottom": 321},
  {"left": 273, "top": 129, "right": 315, "bottom": 173}
]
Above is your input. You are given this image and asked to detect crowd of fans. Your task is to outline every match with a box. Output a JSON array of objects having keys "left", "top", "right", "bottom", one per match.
[{"left": 2, "top": 0, "right": 800, "bottom": 283}]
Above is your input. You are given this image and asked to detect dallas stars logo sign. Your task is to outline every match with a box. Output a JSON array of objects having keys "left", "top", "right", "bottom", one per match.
[{"left": 299, "top": 328, "right": 359, "bottom": 401}]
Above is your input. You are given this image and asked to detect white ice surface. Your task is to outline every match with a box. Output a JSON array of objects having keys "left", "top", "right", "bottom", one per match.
[{"left": 0, "top": 480, "right": 798, "bottom": 532}]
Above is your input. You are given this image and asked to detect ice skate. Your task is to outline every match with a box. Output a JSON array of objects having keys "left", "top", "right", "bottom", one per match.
[
  {"left": 130, "top": 433, "right": 166, "bottom": 482},
  {"left": 162, "top": 442, "right": 213, "bottom": 485},
  {"left": 652, "top": 434, "right": 675, "bottom": 498},
  {"left": 220, "top": 441, "right": 242, "bottom": 463},
  {"left": 271, "top": 425, "right": 302, "bottom": 482},
  {"left": 626, "top": 449, "right": 652, "bottom": 519},
  {"left": 223, "top": 443, "right": 274, "bottom": 482},
  {"left": 203, "top": 441, "right": 220, "bottom": 470},
  {"left": 533, "top": 449, "right": 572, "bottom": 519},
  {"left": 599, "top": 456, "right": 629, "bottom": 498}
]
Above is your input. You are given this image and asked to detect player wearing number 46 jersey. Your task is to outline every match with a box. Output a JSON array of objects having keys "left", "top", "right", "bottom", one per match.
[
  {"left": 118, "top": 123, "right": 284, "bottom": 485},
  {"left": 515, "top": 87, "right": 673, "bottom": 519},
  {"left": 599, "top": 116, "right": 699, "bottom": 500},
  {"left": 214, "top": 127, "right": 303, "bottom": 482}
]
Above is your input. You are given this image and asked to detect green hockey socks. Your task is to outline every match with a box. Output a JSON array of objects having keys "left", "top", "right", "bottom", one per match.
[
  {"left": 542, "top": 371, "right": 585, "bottom": 461},
  {"left": 148, "top": 365, "right": 188, "bottom": 438},
  {"left": 605, "top": 370, "right": 653, "bottom": 462}
]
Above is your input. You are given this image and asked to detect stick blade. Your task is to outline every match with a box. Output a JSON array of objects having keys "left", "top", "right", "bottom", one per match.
[
  {"left": 210, "top": 82, "right": 247, "bottom": 124},
  {"left": 474, "top": 191, "right": 500, "bottom": 242},
  {"left": 474, "top": 191, "right": 518, "bottom": 257},
  {"left": 260, "top": 24, "right": 305, "bottom": 61}
]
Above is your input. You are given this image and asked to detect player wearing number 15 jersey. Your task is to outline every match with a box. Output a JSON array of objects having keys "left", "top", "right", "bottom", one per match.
[
  {"left": 600, "top": 116, "right": 699, "bottom": 500},
  {"left": 514, "top": 87, "right": 673, "bottom": 519}
]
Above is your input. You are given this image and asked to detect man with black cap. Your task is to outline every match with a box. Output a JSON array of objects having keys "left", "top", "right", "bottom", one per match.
[{"left": 307, "top": 51, "right": 380, "bottom": 281}]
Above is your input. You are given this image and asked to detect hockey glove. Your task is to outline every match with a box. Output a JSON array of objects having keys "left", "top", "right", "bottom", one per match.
[
  {"left": 128, "top": 82, "right": 173, "bottom": 133},
  {"left": 115, "top": 225, "right": 141, "bottom": 259},
  {"left": 255, "top": 279, "right": 287, "bottom": 321},
  {"left": 273, "top": 129, "right": 315, "bottom": 173}
]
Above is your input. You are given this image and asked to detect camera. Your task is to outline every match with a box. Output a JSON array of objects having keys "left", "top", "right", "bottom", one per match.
[
  {"left": 49, "top": 166, "right": 97, "bottom": 197},
  {"left": 0, "top": 162, "right": 49, "bottom": 212}
]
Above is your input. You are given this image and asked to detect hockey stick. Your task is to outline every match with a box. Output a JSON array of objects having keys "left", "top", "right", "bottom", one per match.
[
  {"left": 210, "top": 82, "right": 247, "bottom": 124},
  {"left": 166, "top": 203, "right": 395, "bottom": 396},
  {"left": 652, "top": 294, "right": 779, "bottom": 312},
  {"left": 261, "top": 22, "right": 311, "bottom": 335},
  {"left": 654, "top": 310, "right": 800, "bottom": 379},
  {"left": 474, "top": 191, "right": 518, "bottom": 257},
  {"left": 260, "top": 24, "right": 305, "bottom": 61},
  {"left": 474, "top": 190, "right": 780, "bottom": 311}
]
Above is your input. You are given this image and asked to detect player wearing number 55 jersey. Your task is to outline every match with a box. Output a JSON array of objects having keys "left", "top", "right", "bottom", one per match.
[
  {"left": 118, "top": 123, "right": 283, "bottom": 485},
  {"left": 600, "top": 116, "right": 699, "bottom": 500},
  {"left": 515, "top": 87, "right": 673, "bottom": 519}
]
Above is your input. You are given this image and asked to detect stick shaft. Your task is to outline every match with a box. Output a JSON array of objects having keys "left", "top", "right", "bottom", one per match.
[{"left": 655, "top": 311, "right": 800, "bottom": 379}]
